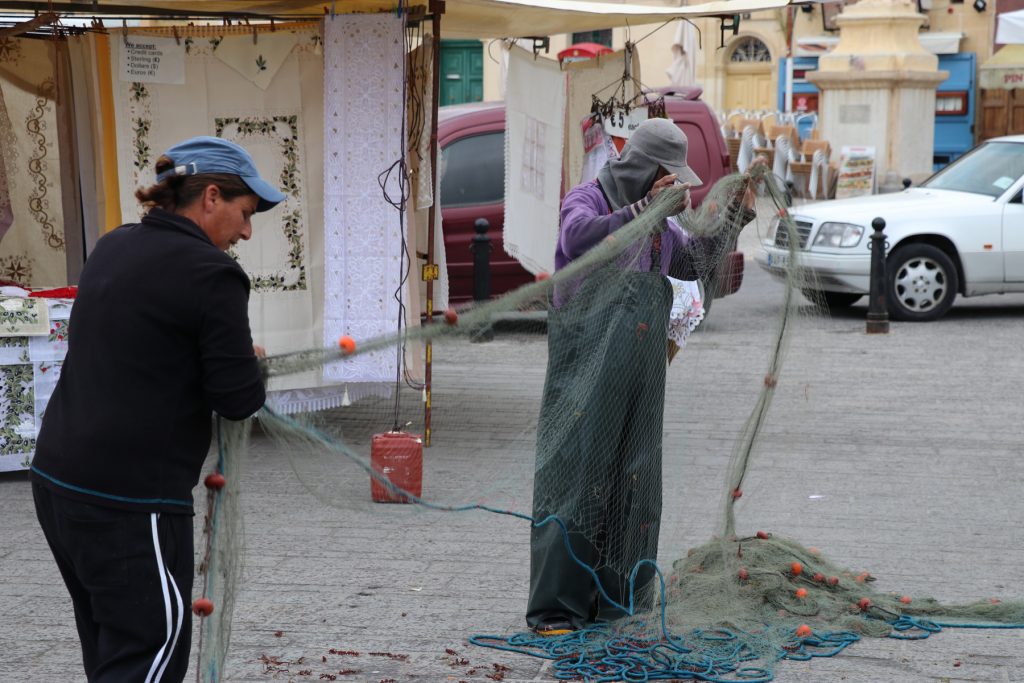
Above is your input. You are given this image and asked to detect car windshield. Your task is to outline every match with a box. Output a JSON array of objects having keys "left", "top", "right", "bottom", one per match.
[{"left": 922, "top": 141, "right": 1024, "bottom": 197}]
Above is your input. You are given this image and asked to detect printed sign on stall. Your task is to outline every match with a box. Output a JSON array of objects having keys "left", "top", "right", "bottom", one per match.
[
  {"left": 835, "top": 146, "right": 876, "bottom": 199},
  {"left": 119, "top": 34, "right": 185, "bottom": 85},
  {"left": 602, "top": 106, "right": 648, "bottom": 138}
]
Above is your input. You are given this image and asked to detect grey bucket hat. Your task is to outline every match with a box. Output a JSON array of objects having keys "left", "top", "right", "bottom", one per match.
[{"left": 629, "top": 117, "right": 702, "bottom": 187}]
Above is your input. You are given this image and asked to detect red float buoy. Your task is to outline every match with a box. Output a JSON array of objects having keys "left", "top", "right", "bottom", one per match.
[
  {"left": 192, "top": 597, "right": 214, "bottom": 617},
  {"left": 204, "top": 473, "right": 226, "bottom": 490}
]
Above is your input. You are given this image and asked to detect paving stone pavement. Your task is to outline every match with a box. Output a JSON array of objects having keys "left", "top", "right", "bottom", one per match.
[{"left": 3, "top": 215, "right": 1024, "bottom": 682}]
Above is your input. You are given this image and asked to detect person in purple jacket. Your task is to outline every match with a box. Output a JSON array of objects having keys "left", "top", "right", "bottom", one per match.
[{"left": 527, "top": 118, "right": 758, "bottom": 636}]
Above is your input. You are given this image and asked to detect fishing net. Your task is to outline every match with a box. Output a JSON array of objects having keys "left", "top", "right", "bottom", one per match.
[{"left": 192, "top": 166, "right": 1024, "bottom": 682}]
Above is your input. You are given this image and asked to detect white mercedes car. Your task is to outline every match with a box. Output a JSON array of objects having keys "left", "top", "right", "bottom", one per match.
[{"left": 756, "top": 135, "right": 1024, "bottom": 321}]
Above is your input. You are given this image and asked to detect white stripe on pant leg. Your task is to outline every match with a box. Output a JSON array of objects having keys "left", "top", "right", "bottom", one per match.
[
  {"left": 153, "top": 563, "right": 185, "bottom": 683},
  {"left": 144, "top": 513, "right": 178, "bottom": 683}
]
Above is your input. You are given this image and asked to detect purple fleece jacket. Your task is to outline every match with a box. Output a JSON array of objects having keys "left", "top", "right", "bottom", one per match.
[{"left": 556, "top": 180, "right": 691, "bottom": 274}]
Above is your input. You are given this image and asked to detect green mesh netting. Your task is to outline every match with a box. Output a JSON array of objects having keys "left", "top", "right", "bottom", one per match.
[{"left": 193, "top": 167, "right": 1024, "bottom": 682}]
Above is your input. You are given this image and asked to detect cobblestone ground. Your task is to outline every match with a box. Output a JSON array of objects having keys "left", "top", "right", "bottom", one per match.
[{"left": 3, "top": 216, "right": 1023, "bottom": 682}]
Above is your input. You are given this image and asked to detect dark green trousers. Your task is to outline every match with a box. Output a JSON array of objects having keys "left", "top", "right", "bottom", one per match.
[{"left": 527, "top": 270, "right": 671, "bottom": 629}]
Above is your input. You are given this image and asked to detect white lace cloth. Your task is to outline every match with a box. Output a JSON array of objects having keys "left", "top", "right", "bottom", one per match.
[
  {"left": 665, "top": 276, "right": 704, "bottom": 348},
  {"left": 322, "top": 14, "right": 406, "bottom": 386}
]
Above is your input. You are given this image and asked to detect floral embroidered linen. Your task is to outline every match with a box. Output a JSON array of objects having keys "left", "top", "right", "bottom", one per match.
[
  {"left": 0, "top": 37, "right": 70, "bottom": 288},
  {"left": 108, "top": 25, "right": 325, "bottom": 394},
  {"left": 0, "top": 296, "right": 49, "bottom": 336},
  {"left": 0, "top": 298, "right": 71, "bottom": 472},
  {"left": 665, "top": 276, "right": 704, "bottom": 348}
]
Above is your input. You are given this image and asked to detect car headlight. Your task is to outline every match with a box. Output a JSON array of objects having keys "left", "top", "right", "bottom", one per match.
[{"left": 812, "top": 222, "right": 865, "bottom": 248}]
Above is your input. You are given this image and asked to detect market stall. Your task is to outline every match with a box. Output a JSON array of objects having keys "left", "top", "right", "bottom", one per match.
[{"left": 0, "top": 0, "right": 790, "bottom": 472}]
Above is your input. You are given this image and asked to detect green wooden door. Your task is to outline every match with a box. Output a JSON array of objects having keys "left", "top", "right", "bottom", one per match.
[{"left": 440, "top": 40, "right": 484, "bottom": 106}]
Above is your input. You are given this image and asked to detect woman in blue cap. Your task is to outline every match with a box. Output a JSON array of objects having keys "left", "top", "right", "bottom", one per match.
[{"left": 30, "top": 136, "right": 284, "bottom": 682}]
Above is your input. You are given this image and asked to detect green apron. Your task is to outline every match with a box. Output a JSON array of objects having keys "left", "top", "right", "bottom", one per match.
[{"left": 527, "top": 268, "right": 671, "bottom": 629}]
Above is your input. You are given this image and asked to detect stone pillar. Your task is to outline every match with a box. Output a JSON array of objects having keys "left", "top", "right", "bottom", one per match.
[{"left": 807, "top": 0, "right": 947, "bottom": 191}]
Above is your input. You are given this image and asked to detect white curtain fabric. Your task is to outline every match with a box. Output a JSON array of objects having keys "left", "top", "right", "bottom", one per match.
[
  {"left": 504, "top": 45, "right": 565, "bottom": 276},
  {"left": 666, "top": 20, "right": 699, "bottom": 88},
  {"left": 66, "top": 37, "right": 102, "bottom": 257}
]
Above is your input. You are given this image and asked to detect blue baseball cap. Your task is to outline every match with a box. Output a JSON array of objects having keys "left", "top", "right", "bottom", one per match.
[{"left": 156, "top": 136, "right": 286, "bottom": 212}]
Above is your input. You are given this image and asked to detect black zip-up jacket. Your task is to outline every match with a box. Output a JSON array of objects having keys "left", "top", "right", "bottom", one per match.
[{"left": 31, "top": 208, "right": 265, "bottom": 513}]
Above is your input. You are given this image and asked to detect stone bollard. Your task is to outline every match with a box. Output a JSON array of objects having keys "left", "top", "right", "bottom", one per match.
[{"left": 866, "top": 217, "right": 890, "bottom": 334}]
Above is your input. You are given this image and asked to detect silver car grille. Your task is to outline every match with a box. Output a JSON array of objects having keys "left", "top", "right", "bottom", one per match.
[{"left": 774, "top": 220, "right": 813, "bottom": 249}]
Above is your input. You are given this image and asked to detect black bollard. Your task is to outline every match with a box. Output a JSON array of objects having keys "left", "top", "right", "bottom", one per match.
[
  {"left": 866, "top": 217, "right": 890, "bottom": 334},
  {"left": 469, "top": 218, "right": 494, "bottom": 342},
  {"left": 470, "top": 218, "right": 492, "bottom": 301},
  {"left": 902, "top": 177, "right": 912, "bottom": 190}
]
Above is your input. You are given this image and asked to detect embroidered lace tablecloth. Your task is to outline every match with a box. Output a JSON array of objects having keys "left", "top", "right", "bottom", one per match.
[{"left": 665, "top": 276, "right": 704, "bottom": 349}]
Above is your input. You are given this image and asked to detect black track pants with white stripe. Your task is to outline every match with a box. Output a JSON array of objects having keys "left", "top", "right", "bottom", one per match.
[{"left": 33, "top": 482, "right": 194, "bottom": 683}]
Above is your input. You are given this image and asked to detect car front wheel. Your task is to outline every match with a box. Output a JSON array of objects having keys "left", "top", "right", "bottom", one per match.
[{"left": 886, "top": 243, "right": 959, "bottom": 322}]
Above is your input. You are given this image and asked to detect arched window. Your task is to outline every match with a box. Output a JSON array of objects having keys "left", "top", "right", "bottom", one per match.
[{"left": 729, "top": 37, "right": 771, "bottom": 63}]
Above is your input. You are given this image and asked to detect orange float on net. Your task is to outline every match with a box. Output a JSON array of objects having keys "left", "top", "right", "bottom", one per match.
[
  {"left": 203, "top": 472, "right": 226, "bottom": 490},
  {"left": 899, "top": 596, "right": 912, "bottom": 604},
  {"left": 795, "top": 625, "right": 812, "bottom": 638},
  {"left": 192, "top": 597, "right": 215, "bottom": 617},
  {"left": 443, "top": 308, "right": 458, "bottom": 326},
  {"left": 756, "top": 531, "right": 770, "bottom": 540},
  {"left": 738, "top": 568, "right": 750, "bottom": 581},
  {"left": 858, "top": 598, "right": 872, "bottom": 611},
  {"left": 338, "top": 335, "right": 356, "bottom": 355},
  {"left": 535, "top": 272, "right": 551, "bottom": 282},
  {"left": 827, "top": 576, "right": 839, "bottom": 587},
  {"left": 790, "top": 562, "right": 803, "bottom": 577},
  {"left": 812, "top": 572, "right": 825, "bottom": 583},
  {"left": 795, "top": 588, "right": 808, "bottom": 598}
]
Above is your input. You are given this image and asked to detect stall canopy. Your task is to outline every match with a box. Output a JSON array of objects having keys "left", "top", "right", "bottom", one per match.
[
  {"left": 1, "top": 0, "right": 790, "bottom": 38},
  {"left": 980, "top": 44, "right": 1024, "bottom": 90}
]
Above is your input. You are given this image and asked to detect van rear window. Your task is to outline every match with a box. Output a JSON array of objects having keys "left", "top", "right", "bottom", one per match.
[{"left": 440, "top": 132, "right": 505, "bottom": 207}]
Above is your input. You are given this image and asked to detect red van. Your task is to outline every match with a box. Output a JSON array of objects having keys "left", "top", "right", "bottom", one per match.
[{"left": 438, "top": 89, "right": 741, "bottom": 303}]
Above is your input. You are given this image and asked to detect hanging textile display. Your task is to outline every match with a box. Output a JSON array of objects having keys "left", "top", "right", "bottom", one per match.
[
  {"left": 0, "top": 296, "right": 71, "bottom": 473},
  {"left": 563, "top": 48, "right": 640, "bottom": 188},
  {"left": 108, "top": 24, "right": 325, "bottom": 396},
  {"left": 503, "top": 45, "right": 565, "bottom": 276},
  {"left": 52, "top": 43, "right": 85, "bottom": 285},
  {"left": 66, "top": 34, "right": 104, "bottom": 255},
  {"left": 0, "top": 37, "right": 70, "bottom": 289},
  {"left": 322, "top": 14, "right": 407, "bottom": 387}
]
